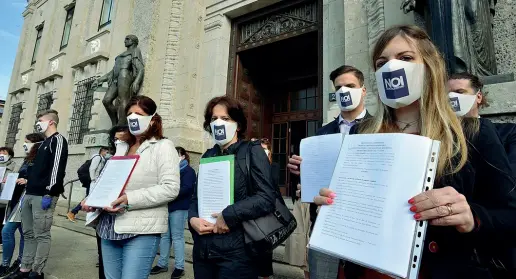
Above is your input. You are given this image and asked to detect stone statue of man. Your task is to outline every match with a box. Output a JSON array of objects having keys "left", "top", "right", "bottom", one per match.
[
  {"left": 401, "top": 0, "right": 497, "bottom": 76},
  {"left": 92, "top": 35, "right": 144, "bottom": 126}
]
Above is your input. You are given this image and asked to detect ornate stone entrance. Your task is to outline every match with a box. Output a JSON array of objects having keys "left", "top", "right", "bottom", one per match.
[{"left": 226, "top": 0, "right": 322, "bottom": 196}]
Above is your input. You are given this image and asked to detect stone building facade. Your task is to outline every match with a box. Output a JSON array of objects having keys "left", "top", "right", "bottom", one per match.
[{"left": 1, "top": 0, "right": 515, "bottom": 202}]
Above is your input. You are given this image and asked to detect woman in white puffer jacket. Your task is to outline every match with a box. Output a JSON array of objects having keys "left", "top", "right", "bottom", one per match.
[{"left": 83, "top": 95, "right": 180, "bottom": 279}]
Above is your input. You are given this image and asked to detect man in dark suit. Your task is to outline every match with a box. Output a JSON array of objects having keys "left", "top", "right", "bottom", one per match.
[
  {"left": 448, "top": 72, "right": 516, "bottom": 278},
  {"left": 287, "top": 65, "right": 372, "bottom": 279}
]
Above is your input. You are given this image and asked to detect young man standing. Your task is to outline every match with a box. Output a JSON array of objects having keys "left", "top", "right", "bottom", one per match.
[
  {"left": 67, "top": 146, "right": 109, "bottom": 222},
  {"left": 287, "top": 65, "right": 371, "bottom": 279},
  {"left": 448, "top": 72, "right": 516, "bottom": 279},
  {"left": 8, "top": 110, "right": 68, "bottom": 279}
]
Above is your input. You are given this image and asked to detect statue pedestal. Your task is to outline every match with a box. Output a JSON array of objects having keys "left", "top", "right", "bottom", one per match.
[
  {"left": 480, "top": 77, "right": 516, "bottom": 123},
  {"left": 83, "top": 131, "right": 110, "bottom": 157}
]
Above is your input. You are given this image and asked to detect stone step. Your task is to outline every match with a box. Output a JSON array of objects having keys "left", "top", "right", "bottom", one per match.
[{"left": 52, "top": 204, "right": 304, "bottom": 278}]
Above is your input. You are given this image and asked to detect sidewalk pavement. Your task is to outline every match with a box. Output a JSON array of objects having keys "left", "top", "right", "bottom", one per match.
[{"left": 11, "top": 226, "right": 194, "bottom": 279}]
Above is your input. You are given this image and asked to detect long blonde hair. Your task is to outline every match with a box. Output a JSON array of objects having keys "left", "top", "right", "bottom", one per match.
[{"left": 359, "top": 25, "right": 467, "bottom": 177}]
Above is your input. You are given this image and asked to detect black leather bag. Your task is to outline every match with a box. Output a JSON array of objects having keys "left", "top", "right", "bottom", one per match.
[{"left": 239, "top": 142, "right": 297, "bottom": 253}]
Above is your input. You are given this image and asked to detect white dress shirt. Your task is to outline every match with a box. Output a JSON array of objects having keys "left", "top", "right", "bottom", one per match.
[{"left": 338, "top": 109, "right": 367, "bottom": 135}]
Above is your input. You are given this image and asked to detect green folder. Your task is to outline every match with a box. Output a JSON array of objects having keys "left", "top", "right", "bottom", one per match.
[{"left": 200, "top": 155, "right": 235, "bottom": 204}]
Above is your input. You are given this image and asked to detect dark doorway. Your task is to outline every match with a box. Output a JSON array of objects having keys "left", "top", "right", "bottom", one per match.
[{"left": 227, "top": 0, "right": 322, "bottom": 196}]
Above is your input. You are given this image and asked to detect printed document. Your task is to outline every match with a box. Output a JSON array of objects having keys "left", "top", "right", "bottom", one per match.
[
  {"left": 300, "top": 133, "right": 344, "bottom": 202},
  {"left": 309, "top": 133, "right": 439, "bottom": 278},
  {"left": 85, "top": 157, "right": 139, "bottom": 208},
  {"left": 198, "top": 155, "right": 234, "bottom": 224},
  {"left": 0, "top": 173, "right": 19, "bottom": 201}
]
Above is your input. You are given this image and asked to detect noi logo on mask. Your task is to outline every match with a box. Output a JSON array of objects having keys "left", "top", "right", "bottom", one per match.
[
  {"left": 340, "top": 91, "right": 352, "bottom": 107},
  {"left": 214, "top": 125, "right": 226, "bottom": 140},
  {"left": 450, "top": 97, "right": 460, "bottom": 112},
  {"left": 129, "top": 118, "right": 140, "bottom": 131},
  {"left": 382, "top": 68, "right": 409, "bottom": 99}
]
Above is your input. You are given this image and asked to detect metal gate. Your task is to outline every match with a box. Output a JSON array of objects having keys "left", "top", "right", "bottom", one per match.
[
  {"left": 5, "top": 103, "right": 23, "bottom": 148},
  {"left": 69, "top": 77, "right": 96, "bottom": 144}
]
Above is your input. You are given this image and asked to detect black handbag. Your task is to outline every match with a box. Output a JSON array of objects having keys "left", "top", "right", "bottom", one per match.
[{"left": 239, "top": 142, "right": 297, "bottom": 253}]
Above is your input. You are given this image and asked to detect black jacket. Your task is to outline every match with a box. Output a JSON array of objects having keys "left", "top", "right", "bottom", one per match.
[
  {"left": 344, "top": 118, "right": 516, "bottom": 279},
  {"left": 494, "top": 122, "right": 516, "bottom": 175},
  {"left": 309, "top": 112, "right": 371, "bottom": 230},
  {"left": 26, "top": 132, "right": 68, "bottom": 197},
  {"left": 188, "top": 140, "right": 276, "bottom": 258}
]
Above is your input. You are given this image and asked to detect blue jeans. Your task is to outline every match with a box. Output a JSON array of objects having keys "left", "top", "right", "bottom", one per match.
[
  {"left": 2, "top": 221, "right": 23, "bottom": 266},
  {"left": 157, "top": 210, "right": 187, "bottom": 270},
  {"left": 101, "top": 235, "right": 160, "bottom": 279}
]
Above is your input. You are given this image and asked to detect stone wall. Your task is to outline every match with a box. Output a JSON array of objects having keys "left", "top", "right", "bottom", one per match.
[{"left": 493, "top": 1, "right": 516, "bottom": 75}]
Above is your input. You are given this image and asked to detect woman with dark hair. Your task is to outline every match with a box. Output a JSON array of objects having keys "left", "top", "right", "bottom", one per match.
[
  {"left": 0, "top": 133, "right": 44, "bottom": 276},
  {"left": 188, "top": 96, "right": 277, "bottom": 279},
  {"left": 151, "top": 146, "right": 196, "bottom": 278},
  {"left": 82, "top": 96, "right": 180, "bottom": 279}
]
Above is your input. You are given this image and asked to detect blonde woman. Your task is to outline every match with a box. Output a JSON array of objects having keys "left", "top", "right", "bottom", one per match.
[{"left": 312, "top": 25, "right": 516, "bottom": 278}]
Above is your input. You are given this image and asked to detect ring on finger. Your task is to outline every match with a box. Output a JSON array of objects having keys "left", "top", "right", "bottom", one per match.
[{"left": 446, "top": 203, "right": 453, "bottom": 215}]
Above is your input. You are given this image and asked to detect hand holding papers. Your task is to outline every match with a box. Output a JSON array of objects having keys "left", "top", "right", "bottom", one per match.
[
  {"left": 308, "top": 134, "right": 440, "bottom": 279},
  {"left": 197, "top": 155, "right": 234, "bottom": 224},
  {"left": 85, "top": 156, "right": 139, "bottom": 208},
  {"left": 300, "top": 134, "right": 344, "bottom": 203},
  {"left": 0, "top": 173, "right": 19, "bottom": 201}
]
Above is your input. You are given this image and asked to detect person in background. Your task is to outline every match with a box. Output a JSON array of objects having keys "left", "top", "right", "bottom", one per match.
[
  {"left": 189, "top": 96, "right": 276, "bottom": 279},
  {"left": 0, "top": 133, "right": 44, "bottom": 277},
  {"left": 448, "top": 72, "right": 516, "bottom": 278},
  {"left": 109, "top": 125, "right": 135, "bottom": 157},
  {"left": 67, "top": 147, "right": 109, "bottom": 222},
  {"left": 287, "top": 65, "right": 371, "bottom": 279},
  {"left": 82, "top": 96, "right": 180, "bottom": 279},
  {"left": 0, "top": 147, "right": 18, "bottom": 251},
  {"left": 313, "top": 25, "right": 516, "bottom": 279},
  {"left": 151, "top": 147, "right": 196, "bottom": 279},
  {"left": 255, "top": 138, "right": 279, "bottom": 279},
  {"left": 9, "top": 109, "right": 68, "bottom": 279}
]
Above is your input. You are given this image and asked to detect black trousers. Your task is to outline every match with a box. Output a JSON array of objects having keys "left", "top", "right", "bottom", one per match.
[
  {"left": 96, "top": 233, "right": 105, "bottom": 279},
  {"left": 193, "top": 248, "right": 257, "bottom": 279}
]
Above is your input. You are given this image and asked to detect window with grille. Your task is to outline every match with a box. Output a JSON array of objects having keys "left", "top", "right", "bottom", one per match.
[
  {"left": 5, "top": 104, "right": 23, "bottom": 148},
  {"left": 31, "top": 25, "right": 43, "bottom": 65},
  {"left": 69, "top": 77, "right": 96, "bottom": 145},
  {"left": 60, "top": 7, "right": 74, "bottom": 50},
  {"left": 98, "top": 0, "right": 114, "bottom": 30},
  {"left": 34, "top": 92, "right": 54, "bottom": 132}
]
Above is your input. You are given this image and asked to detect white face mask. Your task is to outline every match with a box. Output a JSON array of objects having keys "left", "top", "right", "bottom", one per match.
[
  {"left": 210, "top": 119, "right": 238, "bottom": 146},
  {"left": 127, "top": 113, "right": 155, "bottom": 136},
  {"left": 114, "top": 140, "right": 129, "bottom": 156},
  {"left": 336, "top": 86, "right": 363, "bottom": 111},
  {"left": 448, "top": 92, "right": 477, "bottom": 117},
  {"left": 23, "top": 143, "right": 35, "bottom": 154},
  {"left": 375, "top": 59, "right": 425, "bottom": 109},
  {"left": 0, "top": 155, "right": 10, "bottom": 163},
  {"left": 35, "top": 121, "right": 50, "bottom": 133}
]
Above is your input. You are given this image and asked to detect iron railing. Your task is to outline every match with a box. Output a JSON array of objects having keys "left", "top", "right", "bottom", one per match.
[
  {"left": 5, "top": 103, "right": 23, "bottom": 148},
  {"left": 69, "top": 77, "right": 96, "bottom": 144},
  {"left": 62, "top": 178, "right": 79, "bottom": 212}
]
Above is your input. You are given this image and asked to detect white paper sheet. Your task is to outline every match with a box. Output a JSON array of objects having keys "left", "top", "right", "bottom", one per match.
[
  {"left": 85, "top": 210, "right": 102, "bottom": 227},
  {"left": 85, "top": 158, "right": 138, "bottom": 208},
  {"left": 198, "top": 160, "right": 231, "bottom": 224},
  {"left": 8, "top": 191, "right": 25, "bottom": 223},
  {"left": 0, "top": 167, "right": 6, "bottom": 182},
  {"left": 309, "top": 134, "right": 435, "bottom": 278},
  {"left": 300, "top": 134, "right": 344, "bottom": 203},
  {"left": 0, "top": 173, "right": 19, "bottom": 201}
]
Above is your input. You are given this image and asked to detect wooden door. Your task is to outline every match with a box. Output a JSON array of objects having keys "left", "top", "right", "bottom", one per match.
[{"left": 233, "top": 56, "right": 263, "bottom": 140}]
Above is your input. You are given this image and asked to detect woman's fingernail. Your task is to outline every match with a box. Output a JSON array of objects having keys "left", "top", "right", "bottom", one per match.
[
  {"left": 326, "top": 198, "right": 333, "bottom": 204},
  {"left": 414, "top": 213, "right": 421, "bottom": 220},
  {"left": 408, "top": 198, "right": 415, "bottom": 204},
  {"left": 330, "top": 193, "right": 337, "bottom": 198},
  {"left": 410, "top": 206, "right": 417, "bottom": 212}
]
